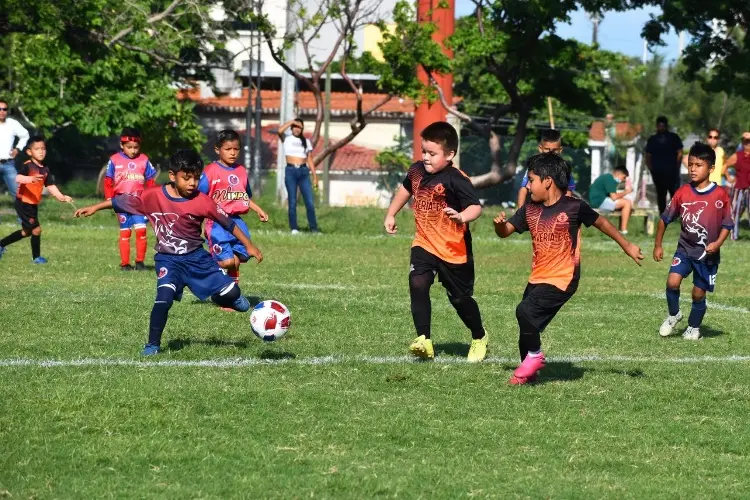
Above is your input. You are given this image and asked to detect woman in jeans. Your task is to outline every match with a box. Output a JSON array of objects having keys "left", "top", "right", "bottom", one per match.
[{"left": 278, "top": 118, "right": 319, "bottom": 234}]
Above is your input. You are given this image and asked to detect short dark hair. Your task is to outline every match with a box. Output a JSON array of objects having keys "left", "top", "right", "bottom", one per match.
[
  {"left": 708, "top": 128, "right": 720, "bottom": 136},
  {"left": 26, "top": 136, "right": 45, "bottom": 149},
  {"left": 215, "top": 129, "right": 241, "bottom": 148},
  {"left": 656, "top": 116, "right": 668, "bottom": 125},
  {"left": 0, "top": 98, "right": 8, "bottom": 106},
  {"left": 120, "top": 127, "right": 141, "bottom": 140},
  {"left": 614, "top": 165, "right": 629, "bottom": 176},
  {"left": 169, "top": 149, "right": 203, "bottom": 175},
  {"left": 539, "top": 129, "right": 562, "bottom": 145},
  {"left": 742, "top": 137, "right": 750, "bottom": 146},
  {"left": 420, "top": 121, "right": 459, "bottom": 154},
  {"left": 688, "top": 142, "right": 716, "bottom": 165},
  {"left": 526, "top": 152, "right": 570, "bottom": 192}
]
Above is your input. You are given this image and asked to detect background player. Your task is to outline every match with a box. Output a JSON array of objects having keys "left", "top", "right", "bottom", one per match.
[
  {"left": 103, "top": 128, "right": 157, "bottom": 270},
  {"left": 517, "top": 129, "right": 576, "bottom": 208},
  {"left": 75, "top": 149, "right": 263, "bottom": 355},
  {"left": 0, "top": 136, "right": 72, "bottom": 263},
  {"left": 654, "top": 142, "right": 733, "bottom": 340},
  {"left": 198, "top": 130, "right": 268, "bottom": 289}
]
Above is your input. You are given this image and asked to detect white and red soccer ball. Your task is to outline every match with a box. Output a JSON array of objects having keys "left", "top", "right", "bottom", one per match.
[{"left": 250, "top": 300, "right": 291, "bottom": 341}]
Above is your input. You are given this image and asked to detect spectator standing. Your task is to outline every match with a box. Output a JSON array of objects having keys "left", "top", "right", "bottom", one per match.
[
  {"left": 645, "top": 116, "right": 683, "bottom": 213},
  {"left": 0, "top": 99, "right": 30, "bottom": 198}
]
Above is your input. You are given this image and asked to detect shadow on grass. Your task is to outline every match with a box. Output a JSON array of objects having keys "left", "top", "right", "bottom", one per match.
[
  {"left": 258, "top": 350, "right": 296, "bottom": 360},
  {"left": 167, "top": 337, "right": 250, "bottom": 351},
  {"left": 189, "top": 295, "right": 263, "bottom": 308},
  {"left": 434, "top": 342, "right": 469, "bottom": 357},
  {"left": 699, "top": 325, "right": 724, "bottom": 338}
]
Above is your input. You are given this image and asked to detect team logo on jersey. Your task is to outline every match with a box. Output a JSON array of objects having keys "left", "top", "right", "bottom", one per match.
[
  {"left": 556, "top": 212, "right": 569, "bottom": 224},
  {"left": 158, "top": 267, "right": 168, "bottom": 279},
  {"left": 715, "top": 200, "right": 724, "bottom": 209},
  {"left": 228, "top": 174, "right": 240, "bottom": 186},
  {"left": 128, "top": 161, "right": 137, "bottom": 170},
  {"left": 212, "top": 243, "right": 222, "bottom": 255},
  {"left": 150, "top": 212, "right": 189, "bottom": 254},
  {"left": 680, "top": 201, "right": 709, "bottom": 249},
  {"left": 433, "top": 183, "right": 445, "bottom": 195},
  {"left": 118, "top": 214, "right": 127, "bottom": 224},
  {"left": 672, "top": 257, "right": 682, "bottom": 267}
]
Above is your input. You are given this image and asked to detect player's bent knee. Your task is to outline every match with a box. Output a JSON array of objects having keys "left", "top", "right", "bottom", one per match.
[
  {"left": 155, "top": 285, "right": 176, "bottom": 309},
  {"left": 217, "top": 258, "right": 235, "bottom": 269},
  {"left": 211, "top": 282, "right": 249, "bottom": 311},
  {"left": 32, "top": 227, "right": 41, "bottom": 236}
]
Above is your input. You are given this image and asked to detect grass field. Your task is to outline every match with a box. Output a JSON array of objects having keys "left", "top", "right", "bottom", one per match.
[{"left": 2, "top": 194, "right": 750, "bottom": 498}]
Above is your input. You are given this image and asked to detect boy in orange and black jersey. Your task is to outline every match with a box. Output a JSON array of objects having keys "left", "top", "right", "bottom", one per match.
[
  {"left": 384, "top": 121, "right": 489, "bottom": 362},
  {"left": 494, "top": 153, "right": 643, "bottom": 384},
  {"left": 0, "top": 136, "right": 73, "bottom": 263}
]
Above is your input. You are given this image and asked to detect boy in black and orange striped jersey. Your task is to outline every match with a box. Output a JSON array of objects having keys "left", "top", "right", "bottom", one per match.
[
  {"left": 0, "top": 136, "right": 72, "bottom": 264},
  {"left": 384, "top": 121, "right": 489, "bottom": 362},
  {"left": 494, "top": 153, "right": 643, "bottom": 384}
]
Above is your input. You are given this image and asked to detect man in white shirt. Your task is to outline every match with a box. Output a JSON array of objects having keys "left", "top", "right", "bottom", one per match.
[{"left": 0, "top": 99, "right": 30, "bottom": 197}]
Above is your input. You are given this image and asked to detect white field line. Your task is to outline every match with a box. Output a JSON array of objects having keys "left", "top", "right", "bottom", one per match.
[{"left": 2, "top": 354, "right": 750, "bottom": 369}]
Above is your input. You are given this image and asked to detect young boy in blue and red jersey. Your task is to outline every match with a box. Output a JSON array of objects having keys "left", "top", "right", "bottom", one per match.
[
  {"left": 198, "top": 130, "right": 268, "bottom": 286},
  {"left": 654, "top": 142, "right": 733, "bottom": 340},
  {"left": 75, "top": 149, "right": 264, "bottom": 355},
  {"left": 104, "top": 128, "right": 157, "bottom": 271}
]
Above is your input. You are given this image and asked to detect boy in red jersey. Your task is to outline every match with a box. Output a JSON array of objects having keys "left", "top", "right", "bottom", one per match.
[
  {"left": 384, "top": 121, "right": 489, "bottom": 363},
  {"left": 104, "top": 128, "right": 157, "bottom": 270},
  {"left": 724, "top": 137, "right": 750, "bottom": 240},
  {"left": 494, "top": 153, "right": 643, "bottom": 384},
  {"left": 0, "top": 136, "right": 73, "bottom": 263},
  {"left": 198, "top": 130, "right": 268, "bottom": 288},
  {"left": 76, "top": 149, "right": 264, "bottom": 355},
  {"left": 654, "top": 142, "right": 733, "bottom": 340}
]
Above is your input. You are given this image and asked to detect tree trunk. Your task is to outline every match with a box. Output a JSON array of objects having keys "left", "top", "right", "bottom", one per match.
[{"left": 469, "top": 108, "right": 530, "bottom": 189}]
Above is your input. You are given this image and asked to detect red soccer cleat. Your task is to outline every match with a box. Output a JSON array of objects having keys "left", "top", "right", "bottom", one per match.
[{"left": 508, "top": 373, "right": 538, "bottom": 385}]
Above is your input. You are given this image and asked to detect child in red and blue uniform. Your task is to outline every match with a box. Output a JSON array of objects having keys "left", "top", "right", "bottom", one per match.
[
  {"left": 103, "top": 128, "right": 157, "bottom": 271},
  {"left": 76, "top": 149, "right": 264, "bottom": 355},
  {"left": 198, "top": 130, "right": 268, "bottom": 287},
  {"left": 654, "top": 142, "right": 733, "bottom": 340}
]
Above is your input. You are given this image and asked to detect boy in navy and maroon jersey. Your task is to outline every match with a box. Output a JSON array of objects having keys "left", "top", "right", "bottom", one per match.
[
  {"left": 104, "top": 128, "right": 157, "bottom": 270},
  {"left": 75, "top": 149, "right": 264, "bottom": 356},
  {"left": 654, "top": 142, "right": 733, "bottom": 341},
  {"left": 0, "top": 136, "right": 73, "bottom": 264},
  {"left": 494, "top": 153, "right": 643, "bottom": 385},
  {"left": 198, "top": 130, "right": 268, "bottom": 288},
  {"left": 384, "top": 121, "right": 489, "bottom": 363}
]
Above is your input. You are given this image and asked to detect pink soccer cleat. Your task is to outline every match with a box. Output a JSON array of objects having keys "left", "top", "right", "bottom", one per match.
[
  {"left": 508, "top": 373, "right": 538, "bottom": 385},
  {"left": 513, "top": 353, "right": 546, "bottom": 379}
]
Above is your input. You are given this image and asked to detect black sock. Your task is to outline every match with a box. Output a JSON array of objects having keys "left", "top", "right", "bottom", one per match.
[
  {"left": 518, "top": 331, "right": 541, "bottom": 361},
  {"left": 449, "top": 295, "right": 485, "bottom": 339},
  {"left": 409, "top": 273, "right": 433, "bottom": 338},
  {"left": 148, "top": 302, "right": 171, "bottom": 346},
  {"left": 30, "top": 235, "right": 41, "bottom": 259},
  {"left": 0, "top": 230, "right": 25, "bottom": 248}
]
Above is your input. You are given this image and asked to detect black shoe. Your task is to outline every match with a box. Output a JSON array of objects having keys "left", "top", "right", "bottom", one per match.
[
  {"left": 120, "top": 264, "right": 134, "bottom": 271},
  {"left": 135, "top": 261, "right": 146, "bottom": 271}
]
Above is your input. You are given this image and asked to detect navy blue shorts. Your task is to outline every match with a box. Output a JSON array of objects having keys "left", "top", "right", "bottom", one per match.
[
  {"left": 154, "top": 248, "right": 234, "bottom": 301},
  {"left": 669, "top": 251, "right": 719, "bottom": 292}
]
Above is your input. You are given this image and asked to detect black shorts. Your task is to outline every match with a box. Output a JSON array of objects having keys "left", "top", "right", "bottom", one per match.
[
  {"left": 410, "top": 246, "right": 474, "bottom": 298},
  {"left": 15, "top": 199, "right": 40, "bottom": 231},
  {"left": 516, "top": 282, "right": 577, "bottom": 334}
]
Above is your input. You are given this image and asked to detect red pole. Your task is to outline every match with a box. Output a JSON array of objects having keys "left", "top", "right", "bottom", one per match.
[{"left": 413, "top": 0, "right": 455, "bottom": 162}]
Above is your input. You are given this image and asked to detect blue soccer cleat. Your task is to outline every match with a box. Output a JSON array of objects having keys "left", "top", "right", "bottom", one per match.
[
  {"left": 233, "top": 295, "right": 250, "bottom": 312},
  {"left": 141, "top": 343, "right": 161, "bottom": 356},
  {"left": 32, "top": 256, "right": 48, "bottom": 264}
]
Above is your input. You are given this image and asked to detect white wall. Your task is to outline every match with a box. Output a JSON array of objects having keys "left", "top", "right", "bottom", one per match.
[{"left": 327, "top": 178, "right": 391, "bottom": 208}]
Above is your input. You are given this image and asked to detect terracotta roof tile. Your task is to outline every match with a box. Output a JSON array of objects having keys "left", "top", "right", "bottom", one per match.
[{"left": 589, "top": 121, "right": 641, "bottom": 142}]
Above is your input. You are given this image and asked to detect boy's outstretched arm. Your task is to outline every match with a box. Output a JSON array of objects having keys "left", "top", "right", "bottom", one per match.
[
  {"left": 493, "top": 212, "right": 516, "bottom": 238},
  {"left": 593, "top": 216, "right": 643, "bottom": 265},
  {"left": 653, "top": 218, "right": 668, "bottom": 261},
  {"left": 232, "top": 225, "right": 264, "bottom": 263},
  {"left": 248, "top": 199, "right": 269, "bottom": 222},
  {"left": 384, "top": 186, "right": 411, "bottom": 234},
  {"left": 46, "top": 184, "right": 72, "bottom": 203},
  {"left": 75, "top": 200, "right": 113, "bottom": 218}
]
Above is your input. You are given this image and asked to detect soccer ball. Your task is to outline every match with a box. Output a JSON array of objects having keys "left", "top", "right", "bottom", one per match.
[{"left": 250, "top": 300, "right": 291, "bottom": 341}]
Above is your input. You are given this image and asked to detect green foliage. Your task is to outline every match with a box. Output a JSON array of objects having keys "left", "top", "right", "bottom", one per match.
[{"left": 375, "top": 135, "right": 413, "bottom": 199}]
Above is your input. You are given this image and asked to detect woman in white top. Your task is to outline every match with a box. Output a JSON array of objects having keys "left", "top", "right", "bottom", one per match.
[{"left": 278, "top": 118, "right": 319, "bottom": 233}]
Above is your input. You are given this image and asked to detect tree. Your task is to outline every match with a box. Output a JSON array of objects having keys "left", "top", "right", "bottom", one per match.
[
  {"left": 375, "top": 135, "right": 412, "bottom": 200},
  {"left": 0, "top": 0, "right": 245, "bottom": 162},
  {"left": 252, "top": 0, "right": 444, "bottom": 168},
  {"left": 642, "top": 1, "right": 750, "bottom": 99},
  {"left": 380, "top": 0, "right": 631, "bottom": 188}
]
